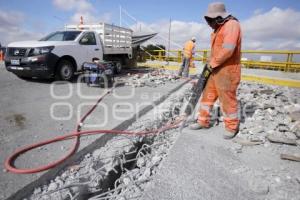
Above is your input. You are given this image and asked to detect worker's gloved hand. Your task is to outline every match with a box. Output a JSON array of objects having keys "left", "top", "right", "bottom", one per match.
[
  {"left": 207, "top": 64, "right": 213, "bottom": 73},
  {"left": 202, "top": 64, "right": 213, "bottom": 78}
]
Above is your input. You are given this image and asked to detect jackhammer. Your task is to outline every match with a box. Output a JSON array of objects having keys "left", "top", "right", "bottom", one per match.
[{"left": 180, "top": 64, "right": 212, "bottom": 131}]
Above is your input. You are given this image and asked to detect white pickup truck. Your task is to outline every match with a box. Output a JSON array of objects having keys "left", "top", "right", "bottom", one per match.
[{"left": 5, "top": 23, "right": 134, "bottom": 80}]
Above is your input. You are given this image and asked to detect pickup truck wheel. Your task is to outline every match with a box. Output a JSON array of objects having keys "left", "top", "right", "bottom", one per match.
[
  {"left": 55, "top": 60, "right": 74, "bottom": 81},
  {"left": 115, "top": 62, "right": 122, "bottom": 74},
  {"left": 17, "top": 76, "right": 32, "bottom": 80}
]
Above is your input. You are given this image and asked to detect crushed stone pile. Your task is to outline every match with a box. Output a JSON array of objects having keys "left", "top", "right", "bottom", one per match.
[
  {"left": 228, "top": 82, "right": 300, "bottom": 200},
  {"left": 237, "top": 82, "right": 300, "bottom": 154},
  {"left": 125, "top": 69, "right": 180, "bottom": 88}
]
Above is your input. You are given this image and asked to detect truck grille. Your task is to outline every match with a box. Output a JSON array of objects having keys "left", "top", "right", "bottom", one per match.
[{"left": 8, "top": 48, "right": 28, "bottom": 57}]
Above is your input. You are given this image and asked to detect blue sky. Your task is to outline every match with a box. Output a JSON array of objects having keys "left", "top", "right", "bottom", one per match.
[
  {"left": 1, "top": 0, "right": 300, "bottom": 49},
  {"left": 1, "top": 0, "right": 300, "bottom": 28}
]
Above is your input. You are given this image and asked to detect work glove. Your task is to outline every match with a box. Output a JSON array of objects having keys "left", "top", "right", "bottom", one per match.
[
  {"left": 207, "top": 64, "right": 213, "bottom": 73},
  {"left": 202, "top": 64, "right": 213, "bottom": 78}
]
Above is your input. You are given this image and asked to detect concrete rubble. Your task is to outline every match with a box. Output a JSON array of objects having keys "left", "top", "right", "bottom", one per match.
[
  {"left": 22, "top": 76, "right": 300, "bottom": 200},
  {"left": 237, "top": 82, "right": 300, "bottom": 151},
  {"left": 125, "top": 69, "right": 180, "bottom": 88},
  {"left": 231, "top": 82, "right": 300, "bottom": 200},
  {"left": 26, "top": 80, "right": 191, "bottom": 200},
  {"left": 137, "top": 80, "right": 300, "bottom": 200}
]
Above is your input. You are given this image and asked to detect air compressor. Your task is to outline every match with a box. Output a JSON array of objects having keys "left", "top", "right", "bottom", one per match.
[{"left": 82, "top": 61, "right": 115, "bottom": 87}]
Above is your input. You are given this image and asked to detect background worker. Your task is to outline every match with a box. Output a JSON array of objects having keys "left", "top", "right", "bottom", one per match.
[
  {"left": 189, "top": 2, "right": 242, "bottom": 139},
  {"left": 178, "top": 37, "right": 196, "bottom": 77},
  {"left": 0, "top": 43, "right": 3, "bottom": 61}
]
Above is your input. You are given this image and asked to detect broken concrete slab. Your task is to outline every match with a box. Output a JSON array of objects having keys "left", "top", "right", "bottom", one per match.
[
  {"left": 266, "top": 132, "right": 297, "bottom": 145},
  {"left": 1, "top": 67, "right": 189, "bottom": 200},
  {"left": 141, "top": 127, "right": 261, "bottom": 200},
  {"left": 17, "top": 81, "right": 192, "bottom": 200},
  {"left": 280, "top": 153, "right": 300, "bottom": 162}
]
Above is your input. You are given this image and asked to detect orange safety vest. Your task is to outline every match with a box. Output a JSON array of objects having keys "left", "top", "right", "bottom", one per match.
[
  {"left": 183, "top": 40, "right": 195, "bottom": 58},
  {"left": 209, "top": 19, "right": 242, "bottom": 68}
]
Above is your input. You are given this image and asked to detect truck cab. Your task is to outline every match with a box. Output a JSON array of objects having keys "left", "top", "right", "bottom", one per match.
[{"left": 5, "top": 23, "right": 133, "bottom": 81}]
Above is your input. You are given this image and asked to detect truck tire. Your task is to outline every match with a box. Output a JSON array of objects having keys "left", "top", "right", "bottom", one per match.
[
  {"left": 17, "top": 76, "right": 32, "bottom": 80},
  {"left": 115, "top": 62, "right": 122, "bottom": 74},
  {"left": 55, "top": 59, "right": 74, "bottom": 81}
]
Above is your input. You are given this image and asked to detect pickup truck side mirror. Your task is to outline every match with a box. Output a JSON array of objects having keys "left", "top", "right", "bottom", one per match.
[{"left": 80, "top": 37, "right": 89, "bottom": 44}]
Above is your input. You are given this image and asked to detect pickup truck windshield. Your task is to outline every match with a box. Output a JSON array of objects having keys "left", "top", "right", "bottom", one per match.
[{"left": 40, "top": 31, "right": 81, "bottom": 41}]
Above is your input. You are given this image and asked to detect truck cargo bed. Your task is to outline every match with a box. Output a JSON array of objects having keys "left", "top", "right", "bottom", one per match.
[{"left": 65, "top": 23, "right": 132, "bottom": 56}]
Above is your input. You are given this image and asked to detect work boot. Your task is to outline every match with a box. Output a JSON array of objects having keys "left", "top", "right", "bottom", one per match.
[
  {"left": 189, "top": 123, "right": 209, "bottom": 130},
  {"left": 223, "top": 129, "right": 239, "bottom": 139}
]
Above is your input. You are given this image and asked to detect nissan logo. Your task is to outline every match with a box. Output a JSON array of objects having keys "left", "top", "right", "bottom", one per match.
[{"left": 14, "top": 50, "right": 19, "bottom": 56}]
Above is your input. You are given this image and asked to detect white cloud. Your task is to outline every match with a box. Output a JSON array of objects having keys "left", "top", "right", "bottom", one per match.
[
  {"left": 242, "top": 40, "right": 263, "bottom": 50},
  {"left": 0, "top": 10, "right": 23, "bottom": 27},
  {"left": 253, "top": 9, "right": 264, "bottom": 16},
  {"left": 0, "top": 10, "right": 43, "bottom": 45},
  {"left": 0, "top": 0, "right": 112, "bottom": 45},
  {"left": 52, "top": 0, "right": 111, "bottom": 24},
  {"left": 53, "top": 0, "right": 92, "bottom": 12},
  {"left": 1, "top": 4, "right": 299, "bottom": 51},
  {"left": 70, "top": 11, "right": 112, "bottom": 24},
  {"left": 242, "top": 7, "right": 300, "bottom": 49},
  {"left": 131, "top": 20, "right": 211, "bottom": 49},
  {"left": 135, "top": 7, "right": 300, "bottom": 50}
]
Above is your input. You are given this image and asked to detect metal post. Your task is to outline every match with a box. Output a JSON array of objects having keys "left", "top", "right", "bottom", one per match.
[
  {"left": 286, "top": 53, "right": 293, "bottom": 72},
  {"left": 285, "top": 53, "right": 291, "bottom": 72},
  {"left": 119, "top": 5, "right": 122, "bottom": 27},
  {"left": 80, "top": 16, "right": 83, "bottom": 30},
  {"left": 158, "top": 51, "right": 162, "bottom": 61},
  {"left": 167, "top": 18, "right": 172, "bottom": 64},
  {"left": 178, "top": 50, "right": 182, "bottom": 63},
  {"left": 289, "top": 53, "right": 294, "bottom": 72},
  {"left": 203, "top": 50, "right": 208, "bottom": 63}
]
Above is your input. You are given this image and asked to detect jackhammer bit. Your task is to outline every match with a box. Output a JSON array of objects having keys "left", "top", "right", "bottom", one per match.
[{"left": 179, "top": 64, "right": 212, "bottom": 133}]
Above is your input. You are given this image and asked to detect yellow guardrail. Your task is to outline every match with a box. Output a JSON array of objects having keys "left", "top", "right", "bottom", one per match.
[
  {"left": 137, "top": 62, "right": 300, "bottom": 88},
  {"left": 241, "top": 75, "right": 300, "bottom": 88},
  {"left": 144, "top": 49, "right": 300, "bottom": 72}
]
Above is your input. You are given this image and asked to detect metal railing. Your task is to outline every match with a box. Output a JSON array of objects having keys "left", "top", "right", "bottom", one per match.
[{"left": 143, "top": 49, "right": 300, "bottom": 72}]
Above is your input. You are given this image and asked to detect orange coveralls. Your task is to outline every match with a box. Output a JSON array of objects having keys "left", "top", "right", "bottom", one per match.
[
  {"left": 178, "top": 40, "right": 195, "bottom": 77},
  {"left": 198, "top": 19, "right": 242, "bottom": 133},
  {"left": 183, "top": 40, "right": 195, "bottom": 58}
]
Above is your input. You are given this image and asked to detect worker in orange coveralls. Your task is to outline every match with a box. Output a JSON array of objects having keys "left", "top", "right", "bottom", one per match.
[
  {"left": 189, "top": 2, "right": 242, "bottom": 139},
  {"left": 178, "top": 37, "right": 196, "bottom": 78}
]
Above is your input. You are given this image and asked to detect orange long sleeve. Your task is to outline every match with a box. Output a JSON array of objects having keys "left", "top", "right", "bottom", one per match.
[{"left": 210, "top": 20, "right": 241, "bottom": 68}]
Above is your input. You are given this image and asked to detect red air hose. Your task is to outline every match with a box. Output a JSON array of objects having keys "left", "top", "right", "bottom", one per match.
[{"left": 4, "top": 90, "right": 182, "bottom": 174}]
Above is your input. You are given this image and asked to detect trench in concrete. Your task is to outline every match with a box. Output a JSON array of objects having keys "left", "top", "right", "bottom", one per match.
[
  {"left": 80, "top": 140, "right": 151, "bottom": 199},
  {"left": 79, "top": 86, "right": 191, "bottom": 200},
  {"left": 6, "top": 80, "right": 189, "bottom": 200},
  {"left": 72, "top": 141, "right": 144, "bottom": 199},
  {"left": 26, "top": 83, "right": 191, "bottom": 199}
]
